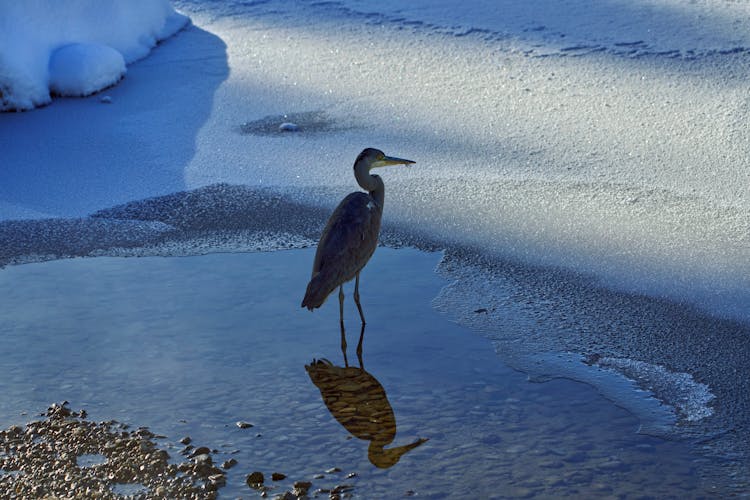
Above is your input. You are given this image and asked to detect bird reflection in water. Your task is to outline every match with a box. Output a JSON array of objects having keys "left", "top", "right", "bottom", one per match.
[{"left": 305, "top": 325, "right": 428, "bottom": 469}]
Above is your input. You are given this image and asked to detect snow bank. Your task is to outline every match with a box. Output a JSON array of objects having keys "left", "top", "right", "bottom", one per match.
[
  {"left": 49, "top": 43, "right": 126, "bottom": 97},
  {"left": 0, "top": 0, "right": 189, "bottom": 111}
]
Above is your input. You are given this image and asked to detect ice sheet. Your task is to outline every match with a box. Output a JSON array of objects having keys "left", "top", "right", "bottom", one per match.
[{"left": 175, "top": 1, "right": 750, "bottom": 323}]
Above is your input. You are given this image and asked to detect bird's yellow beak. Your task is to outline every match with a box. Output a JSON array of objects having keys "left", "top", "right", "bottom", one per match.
[{"left": 372, "top": 155, "right": 415, "bottom": 168}]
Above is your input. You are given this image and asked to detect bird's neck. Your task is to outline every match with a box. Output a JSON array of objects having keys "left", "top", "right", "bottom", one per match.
[{"left": 355, "top": 168, "right": 385, "bottom": 209}]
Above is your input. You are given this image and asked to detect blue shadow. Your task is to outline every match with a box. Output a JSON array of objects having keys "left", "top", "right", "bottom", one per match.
[{"left": 0, "top": 24, "right": 229, "bottom": 218}]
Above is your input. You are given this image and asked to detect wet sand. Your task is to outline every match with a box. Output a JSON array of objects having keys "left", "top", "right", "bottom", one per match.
[{"left": 0, "top": 248, "right": 726, "bottom": 498}]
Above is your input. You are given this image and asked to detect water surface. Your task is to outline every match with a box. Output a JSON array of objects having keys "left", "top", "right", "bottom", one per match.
[{"left": 0, "top": 249, "right": 719, "bottom": 497}]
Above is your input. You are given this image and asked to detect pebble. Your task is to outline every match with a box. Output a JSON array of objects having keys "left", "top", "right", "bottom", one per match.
[
  {"left": 293, "top": 480, "right": 313, "bottom": 496},
  {"left": 246, "top": 471, "right": 265, "bottom": 487},
  {"left": 272, "top": 472, "right": 287, "bottom": 481},
  {"left": 278, "top": 122, "right": 299, "bottom": 132},
  {"left": 222, "top": 458, "right": 238, "bottom": 469},
  {"left": 0, "top": 402, "right": 227, "bottom": 498},
  {"left": 189, "top": 446, "right": 211, "bottom": 458},
  {"left": 99, "top": 95, "right": 112, "bottom": 104},
  {"left": 331, "top": 483, "right": 354, "bottom": 494},
  {"left": 236, "top": 421, "right": 254, "bottom": 429},
  {"left": 179, "top": 436, "right": 192, "bottom": 445}
]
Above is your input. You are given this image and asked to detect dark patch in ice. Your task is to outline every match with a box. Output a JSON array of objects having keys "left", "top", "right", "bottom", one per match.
[
  {"left": 614, "top": 41, "right": 646, "bottom": 47},
  {"left": 558, "top": 44, "right": 607, "bottom": 56},
  {"left": 91, "top": 183, "right": 326, "bottom": 233},
  {"left": 454, "top": 27, "right": 491, "bottom": 38},
  {"left": 239, "top": 111, "right": 343, "bottom": 136},
  {"left": 0, "top": 218, "right": 174, "bottom": 267},
  {"left": 560, "top": 44, "right": 599, "bottom": 52},
  {"left": 0, "top": 184, "right": 328, "bottom": 268},
  {"left": 309, "top": 1, "right": 341, "bottom": 7}
]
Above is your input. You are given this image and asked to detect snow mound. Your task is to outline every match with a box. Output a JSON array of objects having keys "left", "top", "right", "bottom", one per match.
[
  {"left": 49, "top": 44, "right": 126, "bottom": 97},
  {"left": 0, "top": 0, "right": 189, "bottom": 111}
]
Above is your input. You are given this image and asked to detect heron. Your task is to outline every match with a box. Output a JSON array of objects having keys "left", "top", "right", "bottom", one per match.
[{"left": 301, "top": 148, "right": 414, "bottom": 340}]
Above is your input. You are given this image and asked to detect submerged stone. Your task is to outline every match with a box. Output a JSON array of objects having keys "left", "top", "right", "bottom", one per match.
[{"left": 246, "top": 471, "right": 265, "bottom": 487}]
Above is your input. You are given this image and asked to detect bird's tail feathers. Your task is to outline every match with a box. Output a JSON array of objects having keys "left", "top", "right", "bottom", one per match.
[{"left": 301, "top": 272, "right": 336, "bottom": 310}]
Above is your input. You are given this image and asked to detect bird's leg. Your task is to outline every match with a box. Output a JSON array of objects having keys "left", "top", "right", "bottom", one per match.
[
  {"left": 356, "top": 322, "right": 365, "bottom": 369},
  {"left": 339, "top": 285, "right": 348, "bottom": 365},
  {"left": 341, "top": 318, "right": 349, "bottom": 368},
  {"left": 354, "top": 272, "right": 366, "bottom": 325}
]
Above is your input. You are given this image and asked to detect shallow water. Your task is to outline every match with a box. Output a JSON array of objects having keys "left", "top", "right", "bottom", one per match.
[{"left": 0, "top": 248, "right": 723, "bottom": 497}]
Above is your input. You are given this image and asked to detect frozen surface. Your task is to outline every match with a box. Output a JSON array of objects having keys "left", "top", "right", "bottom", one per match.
[
  {"left": 1, "top": 0, "right": 748, "bottom": 323},
  {"left": 0, "top": 0, "right": 188, "bottom": 110},
  {"left": 121, "top": 0, "right": 750, "bottom": 322},
  {"left": 316, "top": 0, "right": 750, "bottom": 57}
]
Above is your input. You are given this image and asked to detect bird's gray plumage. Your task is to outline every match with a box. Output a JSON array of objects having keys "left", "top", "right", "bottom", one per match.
[{"left": 302, "top": 190, "right": 382, "bottom": 309}]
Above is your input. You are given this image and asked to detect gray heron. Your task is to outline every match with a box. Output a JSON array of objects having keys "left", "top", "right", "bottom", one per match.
[{"left": 301, "top": 148, "right": 414, "bottom": 338}]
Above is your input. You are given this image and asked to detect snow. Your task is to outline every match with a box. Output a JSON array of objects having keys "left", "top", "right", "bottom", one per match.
[
  {"left": 0, "top": 0, "right": 189, "bottom": 111},
  {"left": 49, "top": 43, "right": 126, "bottom": 97},
  {"left": 339, "top": 0, "right": 750, "bottom": 57},
  {"left": 171, "top": 0, "right": 750, "bottom": 323}
]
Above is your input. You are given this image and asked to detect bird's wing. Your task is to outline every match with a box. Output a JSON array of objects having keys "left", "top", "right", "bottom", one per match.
[{"left": 312, "top": 192, "right": 382, "bottom": 283}]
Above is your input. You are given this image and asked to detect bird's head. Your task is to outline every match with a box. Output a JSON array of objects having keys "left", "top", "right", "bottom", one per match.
[{"left": 355, "top": 148, "right": 415, "bottom": 171}]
